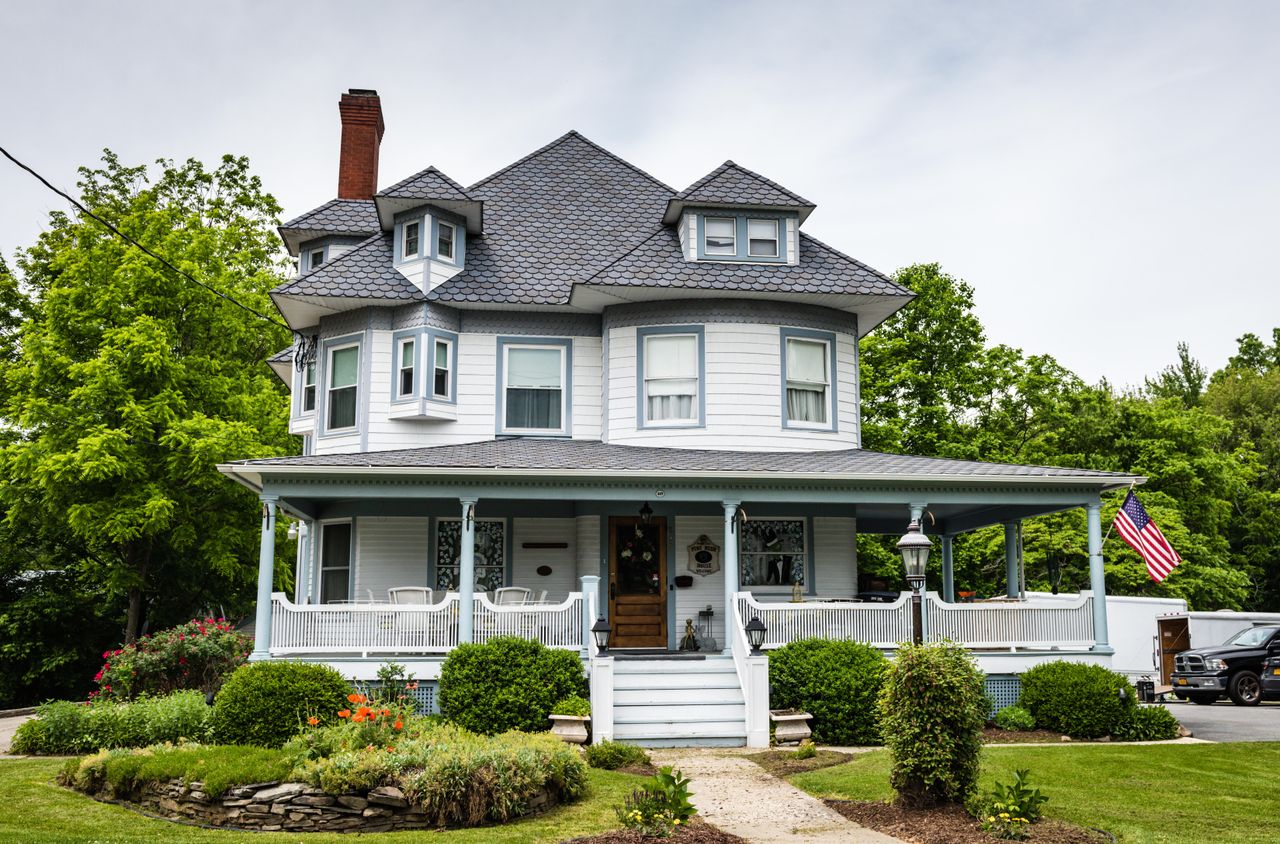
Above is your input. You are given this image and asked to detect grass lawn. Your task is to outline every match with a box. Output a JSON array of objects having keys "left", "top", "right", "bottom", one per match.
[
  {"left": 791, "top": 742, "right": 1280, "bottom": 844},
  {"left": 0, "top": 757, "right": 641, "bottom": 844}
]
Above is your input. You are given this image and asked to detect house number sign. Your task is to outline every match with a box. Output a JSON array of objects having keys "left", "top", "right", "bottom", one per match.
[{"left": 687, "top": 535, "right": 721, "bottom": 576}]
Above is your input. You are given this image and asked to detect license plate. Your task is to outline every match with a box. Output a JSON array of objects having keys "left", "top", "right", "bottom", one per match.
[
  {"left": 1273, "top": 669, "right": 1280, "bottom": 676},
  {"left": 1177, "top": 678, "right": 1188, "bottom": 685}
]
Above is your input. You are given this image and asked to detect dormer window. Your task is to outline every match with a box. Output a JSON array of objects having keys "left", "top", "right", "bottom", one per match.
[
  {"left": 748, "top": 219, "right": 779, "bottom": 258},
  {"left": 703, "top": 217, "right": 736, "bottom": 256},
  {"left": 308, "top": 247, "right": 326, "bottom": 270},
  {"left": 695, "top": 212, "right": 790, "bottom": 263},
  {"left": 437, "top": 221, "right": 456, "bottom": 261},
  {"left": 402, "top": 220, "right": 421, "bottom": 259}
]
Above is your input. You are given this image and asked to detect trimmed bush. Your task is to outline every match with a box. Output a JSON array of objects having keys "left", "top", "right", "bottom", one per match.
[
  {"left": 94, "top": 618, "right": 250, "bottom": 701},
  {"left": 878, "top": 641, "right": 987, "bottom": 808},
  {"left": 11, "top": 691, "right": 212, "bottom": 755},
  {"left": 768, "top": 638, "right": 889, "bottom": 745},
  {"left": 585, "top": 739, "right": 651, "bottom": 770},
  {"left": 993, "top": 705, "right": 1036, "bottom": 732},
  {"left": 438, "top": 637, "right": 587, "bottom": 734},
  {"left": 1018, "top": 661, "right": 1136, "bottom": 739},
  {"left": 1112, "top": 706, "right": 1180, "bottom": 742},
  {"left": 212, "top": 661, "right": 350, "bottom": 748},
  {"left": 552, "top": 695, "right": 591, "bottom": 717}
]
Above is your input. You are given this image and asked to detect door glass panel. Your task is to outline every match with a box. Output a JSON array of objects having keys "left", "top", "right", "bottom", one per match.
[{"left": 614, "top": 520, "right": 662, "bottom": 595}]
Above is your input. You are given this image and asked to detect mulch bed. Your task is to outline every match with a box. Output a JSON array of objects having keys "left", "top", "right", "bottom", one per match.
[
  {"left": 566, "top": 816, "right": 747, "bottom": 844},
  {"left": 746, "top": 749, "right": 855, "bottom": 777},
  {"left": 826, "top": 800, "right": 1110, "bottom": 844},
  {"left": 611, "top": 763, "right": 658, "bottom": 777},
  {"left": 982, "top": 728, "right": 1087, "bottom": 744}
]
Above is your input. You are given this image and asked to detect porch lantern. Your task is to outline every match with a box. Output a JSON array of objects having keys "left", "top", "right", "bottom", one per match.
[
  {"left": 638, "top": 501, "right": 653, "bottom": 525},
  {"left": 744, "top": 616, "right": 767, "bottom": 654},
  {"left": 591, "top": 617, "right": 612, "bottom": 653},
  {"left": 897, "top": 519, "right": 932, "bottom": 645}
]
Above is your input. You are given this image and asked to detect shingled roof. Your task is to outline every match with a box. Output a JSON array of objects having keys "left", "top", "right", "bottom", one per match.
[
  {"left": 272, "top": 232, "right": 424, "bottom": 301},
  {"left": 277, "top": 199, "right": 380, "bottom": 255},
  {"left": 664, "top": 160, "right": 815, "bottom": 225},
  {"left": 378, "top": 166, "right": 472, "bottom": 202}
]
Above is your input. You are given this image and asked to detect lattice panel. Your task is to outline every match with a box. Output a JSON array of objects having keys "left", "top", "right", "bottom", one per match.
[
  {"left": 985, "top": 676, "right": 1022, "bottom": 715},
  {"left": 368, "top": 681, "right": 438, "bottom": 715}
]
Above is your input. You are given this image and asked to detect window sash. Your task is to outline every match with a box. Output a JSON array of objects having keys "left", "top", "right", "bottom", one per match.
[
  {"left": 437, "top": 222, "right": 455, "bottom": 260},
  {"left": 503, "top": 346, "right": 565, "bottom": 431},
  {"left": 397, "top": 339, "right": 415, "bottom": 398},
  {"left": 302, "top": 363, "right": 316, "bottom": 412},
  {"left": 309, "top": 248, "right": 325, "bottom": 270},
  {"left": 703, "top": 217, "right": 736, "bottom": 255},
  {"left": 433, "top": 339, "right": 451, "bottom": 399},
  {"left": 402, "top": 220, "right": 420, "bottom": 259},
  {"left": 320, "top": 522, "right": 352, "bottom": 603},
  {"left": 327, "top": 345, "right": 359, "bottom": 430},
  {"left": 748, "top": 219, "right": 779, "bottom": 257},
  {"left": 643, "top": 334, "right": 699, "bottom": 423},
  {"left": 785, "top": 338, "right": 830, "bottom": 425}
]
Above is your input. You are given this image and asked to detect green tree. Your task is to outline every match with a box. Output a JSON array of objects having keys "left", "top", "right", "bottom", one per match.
[
  {"left": 1, "top": 151, "right": 293, "bottom": 645},
  {"left": 1144, "top": 341, "right": 1207, "bottom": 408}
]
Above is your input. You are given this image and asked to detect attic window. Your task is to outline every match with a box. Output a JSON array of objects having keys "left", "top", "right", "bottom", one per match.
[
  {"left": 402, "top": 220, "right": 421, "bottom": 259},
  {"left": 308, "top": 247, "right": 325, "bottom": 270},
  {"left": 748, "top": 219, "right": 779, "bottom": 258},
  {"left": 437, "top": 221, "right": 455, "bottom": 261},
  {"left": 703, "top": 217, "right": 736, "bottom": 256}
]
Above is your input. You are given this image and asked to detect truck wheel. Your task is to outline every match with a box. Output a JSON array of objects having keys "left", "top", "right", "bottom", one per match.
[
  {"left": 1188, "top": 694, "right": 1217, "bottom": 705},
  {"left": 1229, "top": 671, "right": 1262, "bottom": 706}
]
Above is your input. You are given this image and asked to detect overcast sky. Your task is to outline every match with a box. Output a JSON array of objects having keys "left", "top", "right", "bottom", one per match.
[{"left": 2, "top": 1, "right": 1277, "bottom": 387}]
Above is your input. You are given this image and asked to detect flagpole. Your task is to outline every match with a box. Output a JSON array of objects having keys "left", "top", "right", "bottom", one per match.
[{"left": 1101, "top": 480, "right": 1138, "bottom": 545}]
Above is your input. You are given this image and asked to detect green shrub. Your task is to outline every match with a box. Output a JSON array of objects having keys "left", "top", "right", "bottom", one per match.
[
  {"left": 878, "top": 641, "right": 987, "bottom": 808},
  {"left": 11, "top": 691, "right": 212, "bottom": 754},
  {"left": 974, "top": 769, "right": 1049, "bottom": 840},
  {"left": 792, "top": 739, "right": 817, "bottom": 760},
  {"left": 552, "top": 695, "right": 591, "bottom": 717},
  {"left": 212, "top": 661, "right": 350, "bottom": 748},
  {"left": 94, "top": 618, "right": 250, "bottom": 701},
  {"left": 1112, "top": 706, "right": 1180, "bottom": 742},
  {"left": 768, "top": 638, "right": 889, "bottom": 746},
  {"left": 438, "top": 637, "right": 587, "bottom": 734},
  {"left": 993, "top": 705, "right": 1036, "bottom": 732},
  {"left": 1018, "top": 661, "right": 1136, "bottom": 739},
  {"left": 62, "top": 744, "right": 295, "bottom": 799},
  {"left": 616, "top": 766, "right": 696, "bottom": 837},
  {"left": 585, "top": 740, "right": 651, "bottom": 770}
]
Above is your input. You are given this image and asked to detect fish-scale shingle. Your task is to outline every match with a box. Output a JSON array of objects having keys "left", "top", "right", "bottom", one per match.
[
  {"left": 277, "top": 199, "right": 381, "bottom": 255},
  {"left": 672, "top": 160, "right": 814, "bottom": 208},
  {"left": 272, "top": 233, "right": 425, "bottom": 301},
  {"left": 377, "top": 166, "right": 473, "bottom": 201}
]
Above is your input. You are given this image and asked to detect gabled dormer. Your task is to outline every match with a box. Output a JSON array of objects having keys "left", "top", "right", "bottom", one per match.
[
  {"left": 375, "top": 166, "right": 481, "bottom": 294},
  {"left": 664, "top": 161, "right": 816, "bottom": 266}
]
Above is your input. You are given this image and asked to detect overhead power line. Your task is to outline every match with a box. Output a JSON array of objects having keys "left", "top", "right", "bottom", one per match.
[{"left": 0, "top": 144, "right": 292, "bottom": 332}]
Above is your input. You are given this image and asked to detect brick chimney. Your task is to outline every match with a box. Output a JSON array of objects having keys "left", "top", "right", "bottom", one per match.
[{"left": 336, "top": 89, "right": 385, "bottom": 200}]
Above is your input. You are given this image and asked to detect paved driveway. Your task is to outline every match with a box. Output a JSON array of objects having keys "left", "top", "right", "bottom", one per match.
[
  {"left": 1159, "top": 699, "right": 1280, "bottom": 742},
  {"left": 0, "top": 715, "right": 31, "bottom": 754}
]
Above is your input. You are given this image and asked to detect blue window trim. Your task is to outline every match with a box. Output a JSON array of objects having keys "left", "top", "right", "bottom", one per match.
[
  {"left": 425, "top": 328, "right": 459, "bottom": 404},
  {"left": 293, "top": 357, "right": 317, "bottom": 419},
  {"left": 390, "top": 329, "right": 419, "bottom": 403},
  {"left": 316, "top": 518, "right": 356, "bottom": 604},
  {"left": 636, "top": 324, "right": 706, "bottom": 430},
  {"left": 496, "top": 336, "right": 573, "bottom": 437},
  {"left": 780, "top": 327, "right": 838, "bottom": 433},
  {"left": 318, "top": 332, "right": 365, "bottom": 438},
  {"left": 694, "top": 210, "right": 793, "bottom": 263}
]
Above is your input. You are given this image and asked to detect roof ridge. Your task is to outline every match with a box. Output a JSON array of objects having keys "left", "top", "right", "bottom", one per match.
[
  {"left": 466, "top": 130, "right": 674, "bottom": 194},
  {"left": 378, "top": 164, "right": 472, "bottom": 199},
  {"left": 796, "top": 231, "right": 906, "bottom": 292},
  {"left": 580, "top": 225, "right": 671, "bottom": 286},
  {"left": 677, "top": 159, "right": 814, "bottom": 206}
]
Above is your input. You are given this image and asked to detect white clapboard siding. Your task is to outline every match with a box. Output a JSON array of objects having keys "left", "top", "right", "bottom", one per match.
[
  {"left": 354, "top": 517, "right": 430, "bottom": 602},
  {"left": 812, "top": 517, "right": 857, "bottom": 598},
  {"left": 673, "top": 516, "right": 725, "bottom": 645},
  {"left": 572, "top": 337, "right": 603, "bottom": 440},
  {"left": 576, "top": 515, "right": 602, "bottom": 581},
  {"left": 512, "top": 518, "right": 576, "bottom": 601},
  {"left": 607, "top": 323, "right": 860, "bottom": 451}
]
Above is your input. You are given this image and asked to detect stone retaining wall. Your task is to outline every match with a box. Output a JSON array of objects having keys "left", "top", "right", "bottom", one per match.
[{"left": 92, "top": 778, "right": 559, "bottom": 833}]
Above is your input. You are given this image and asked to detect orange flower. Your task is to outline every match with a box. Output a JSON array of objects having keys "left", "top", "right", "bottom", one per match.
[
  {"left": 347, "top": 693, "right": 366, "bottom": 704},
  {"left": 338, "top": 709, "right": 351, "bottom": 719},
  {"left": 307, "top": 716, "right": 320, "bottom": 726},
  {"left": 381, "top": 708, "right": 391, "bottom": 717},
  {"left": 386, "top": 746, "right": 395, "bottom": 752},
  {"left": 352, "top": 714, "right": 366, "bottom": 723},
  {"left": 393, "top": 720, "right": 403, "bottom": 731},
  {"left": 356, "top": 706, "right": 373, "bottom": 719}
]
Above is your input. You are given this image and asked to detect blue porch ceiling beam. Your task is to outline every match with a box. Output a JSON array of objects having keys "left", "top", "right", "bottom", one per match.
[{"left": 250, "top": 496, "right": 278, "bottom": 661}]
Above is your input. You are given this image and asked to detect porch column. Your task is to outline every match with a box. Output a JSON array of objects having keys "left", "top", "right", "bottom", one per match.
[
  {"left": 250, "top": 496, "right": 278, "bottom": 661},
  {"left": 941, "top": 535, "right": 955, "bottom": 603},
  {"left": 723, "top": 499, "right": 740, "bottom": 651},
  {"left": 458, "top": 498, "right": 478, "bottom": 644},
  {"left": 1004, "top": 521, "right": 1020, "bottom": 598},
  {"left": 1086, "top": 502, "right": 1111, "bottom": 650}
]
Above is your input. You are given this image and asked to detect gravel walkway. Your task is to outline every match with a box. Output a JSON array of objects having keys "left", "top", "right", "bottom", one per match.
[{"left": 651, "top": 749, "right": 903, "bottom": 844}]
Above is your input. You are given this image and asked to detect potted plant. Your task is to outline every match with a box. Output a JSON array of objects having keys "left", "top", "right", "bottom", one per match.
[
  {"left": 549, "top": 695, "right": 591, "bottom": 743},
  {"left": 769, "top": 709, "right": 813, "bottom": 744}
]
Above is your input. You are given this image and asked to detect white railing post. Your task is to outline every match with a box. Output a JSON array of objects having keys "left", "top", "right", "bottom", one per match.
[
  {"left": 581, "top": 575, "right": 600, "bottom": 657},
  {"left": 589, "top": 654, "right": 614, "bottom": 743},
  {"left": 250, "top": 497, "right": 278, "bottom": 661},
  {"left": 730, "top": 592, "right": 771, "bottom": 748},
  {"left": 458, "top": 498, "right": 477, "bottom": 644}
]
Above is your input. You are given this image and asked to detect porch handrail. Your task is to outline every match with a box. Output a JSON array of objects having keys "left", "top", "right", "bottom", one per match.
[
  {"left": 268, "top": 591, "right": 461, "bottom": 656},
  {"left": 736, "top": 592, "right": 913, "bottom": 649},
  {"left": 473, "top": 592, "right": 583, "bottom": 650},
  {"left": 924, "top": 591, "right": 1095, "bottom": 649}
]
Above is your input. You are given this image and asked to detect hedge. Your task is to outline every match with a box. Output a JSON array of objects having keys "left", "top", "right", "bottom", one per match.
[
  {"left": 438, "top": 637, "right": 587, "bottom": 734},
  {"left": 211, "top": 661, "right": 350, "bottom": 748},
  {"left": 11, "top": 691, "right": 212, "bottom": 755},
  {"left": 1018, "top": 660, "right": 1136, "bottom": 739},
  {"left": 768, "top": 638, "right": 888, "bottom": 745}
]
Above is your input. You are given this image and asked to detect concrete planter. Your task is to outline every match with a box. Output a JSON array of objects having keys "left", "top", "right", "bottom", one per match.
[
  {"left": 770, "top": 709, "right": 812, "bottom": 744},
  {"left": 549, "top": 714, "right": 590, "bottom": 744}
]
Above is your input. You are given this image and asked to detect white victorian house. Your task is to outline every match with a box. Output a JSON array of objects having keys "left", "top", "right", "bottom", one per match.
[{"left": 219, "top": 89, "right": 1138, "bottom": 747}]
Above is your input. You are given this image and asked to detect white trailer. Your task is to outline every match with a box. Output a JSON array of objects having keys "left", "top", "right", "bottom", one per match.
[
  {"left": 1154, "top": 609, "right": 1280, "bottom": 684},
  {"left": 1018, "top": 592, "right": 1187, "bottom": 679}
]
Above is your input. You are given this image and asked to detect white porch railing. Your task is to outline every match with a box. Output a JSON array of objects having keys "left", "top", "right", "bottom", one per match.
[
  {"left": 924, "top": 592, "right": 1095, "bottom": 649},
  {"left": 473, "top": 593, "right": 583, "bottom": 650},
  {"left": 730, "top": 592, "right": 770, "bottom": 748},
  {"left": 737, "top": 592, "right": 914, "bottom": 649}
]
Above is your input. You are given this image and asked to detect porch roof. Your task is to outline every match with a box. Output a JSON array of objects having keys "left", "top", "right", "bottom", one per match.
[{"left": 221, "top": 437, "right": 1139, "bottom": 490}]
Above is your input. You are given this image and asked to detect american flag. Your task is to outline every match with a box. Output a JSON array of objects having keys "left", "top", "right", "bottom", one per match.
[{"left": 1113, "top": 491, "right": 1182, "bottom": 582}]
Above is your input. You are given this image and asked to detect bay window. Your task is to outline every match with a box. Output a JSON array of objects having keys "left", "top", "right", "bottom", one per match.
[
  {"left": 326, "top": 344, "right": 359, "bottom": 430},
  {"left": 301, "top": 362, "right": 316, "bottom": 413},
  {"left": 437, "top": 221, "right": 456, "bottom": 261},
  {"left": 642, "top": 332, "right": 700, "bottom": 425},
  {"left": 432, "top": 338, "right": 452, "bottom": 400},
  {"left": 396, "top": 337, "right": 415, "bottom": 399},
  {"left": 781, "top": 330, "right": 834, "bottom": 429}
]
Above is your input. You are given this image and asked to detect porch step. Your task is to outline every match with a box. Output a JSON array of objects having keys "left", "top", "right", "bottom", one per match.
[
  {"left": 605, "top": 654, "right": 747, "bottom": 746},
  {"left": 615, "top": 686, "right": 743, "bottom": 706}
]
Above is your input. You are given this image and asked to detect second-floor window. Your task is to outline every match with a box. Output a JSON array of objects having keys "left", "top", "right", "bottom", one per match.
[
  {"left": 437, "top": 221, "right": 456, "bottom": 261},
  {"left": 502, "top": 344, "right": 565, "bottom": 433},
  {"left": 301, "top": 362, "right": 316, "bottom": 413},
  {"left": 432, "top": 338, "right": 452, "bottom": 400},
  {"left": 783, "top": 334, "right": 832, "bottom": 427},
  {"left": 327, "top": 344, "right": 359, "bottom": 430},
  {"left": 643, "top": 333, "right": 699, "bottom": 424},
  {"left": 396, "top": 338, "right": 415, "bottom": 399}
]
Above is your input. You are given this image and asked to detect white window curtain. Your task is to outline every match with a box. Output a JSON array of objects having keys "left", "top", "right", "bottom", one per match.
[
  {"left": 505, "top": 347, "right": 563, "bottom": 429},
  {"left": 645, "top": 334, "right": 698, "bottom": 422},
  {"left": 786, "top": 338, "right": 828, "bottom": 424}
]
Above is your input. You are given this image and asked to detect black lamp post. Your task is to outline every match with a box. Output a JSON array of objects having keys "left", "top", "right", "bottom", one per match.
[
  {"left": 744, "top": 616, "right": 767, "bottom": 654},
  {"left": 591, "top": 617, "right": 612, "bottom": 654},
  {"left": 897, "top": 519, "right": 932, "bottom": 645}
]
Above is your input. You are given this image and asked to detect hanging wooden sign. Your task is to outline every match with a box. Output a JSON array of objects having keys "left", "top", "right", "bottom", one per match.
[{"left": 687, "top": 535, "right": 721, "bottom": 576}]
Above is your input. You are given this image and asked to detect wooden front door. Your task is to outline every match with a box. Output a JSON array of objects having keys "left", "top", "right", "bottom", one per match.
[{"left": 609, "top": 516, "right": 668, "bottom": 649}]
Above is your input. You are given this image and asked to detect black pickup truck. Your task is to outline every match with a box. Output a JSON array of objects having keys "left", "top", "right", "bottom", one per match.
[{"left": 1170, "top": 625, "right": 1280, "bottom": 706}]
